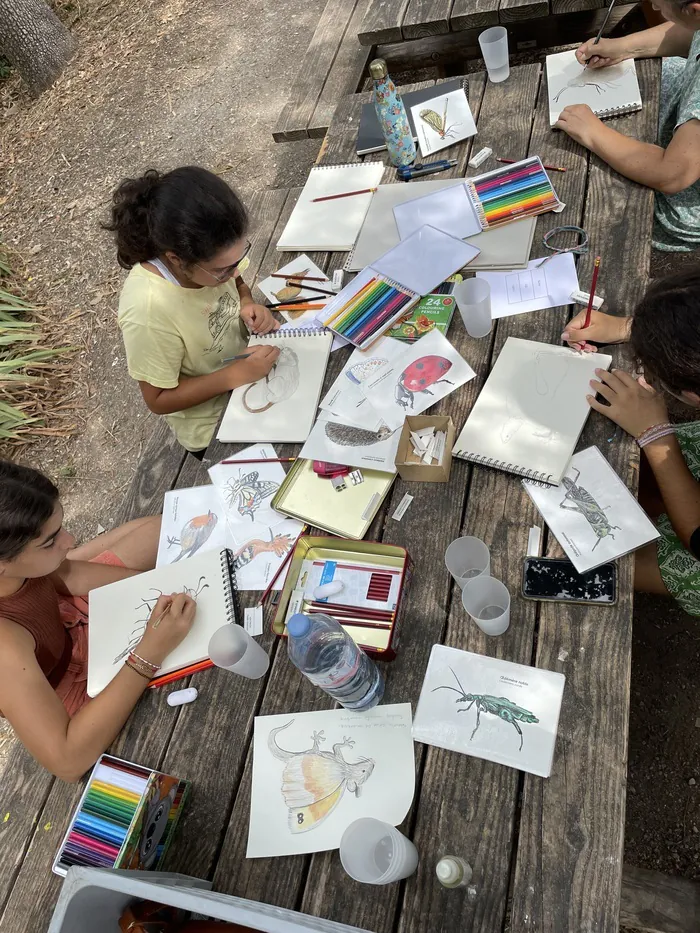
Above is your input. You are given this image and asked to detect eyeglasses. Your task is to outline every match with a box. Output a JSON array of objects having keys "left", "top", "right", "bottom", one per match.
[{"left": 195, "top": 241, "right": 251, "bottom": 283}]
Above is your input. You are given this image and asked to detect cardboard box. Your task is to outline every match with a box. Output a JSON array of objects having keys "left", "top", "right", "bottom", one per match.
[{"left": 394, "top": 415, "right": 454, "bottom": 482}]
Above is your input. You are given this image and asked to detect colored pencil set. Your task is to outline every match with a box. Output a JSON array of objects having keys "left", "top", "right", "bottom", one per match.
[
  {"left": 468, "top": 156, "right": 560, "bottom": 229},
  {"left": 321, "top": 274, "right": 416, "bottom": 349},
  {"left": 52, "top": 755, "right": 189, "bottom": 877}
]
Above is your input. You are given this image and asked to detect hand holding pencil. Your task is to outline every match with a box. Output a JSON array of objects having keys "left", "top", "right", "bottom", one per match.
[{"left": 138, "top": 593, "right": 197, "bottom": 667}]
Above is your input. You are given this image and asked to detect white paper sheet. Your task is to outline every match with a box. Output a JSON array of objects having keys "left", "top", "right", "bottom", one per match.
[
  {"left": 256, "top": 254, "right": 333, "bottom": 325},
  {"left": 156, "top": 486, "right": 235, "bottom": 568},
  {"left": 476, "top": 253, "right": 579, "bottom": 319},
  {"left": 546, "top": 49, "right": 642, "bottom": 127},
  {"left": 247, "top": 704, "right": 415, "bottom": 857},
  {"left": 359, "top": 329, "right": 476, "bottom": 430},
  {"left": 412, "top": 645, "right": 565, "bottom": 777},
  {"left": 523, "top": 445, "right": 660, "bottom": 573},
  {"left": 319, "top": 335, "right": 405, "bottom": 427},
  {"left": 300, "top": 411, "right": 401, "bottom": 473},
  {"left": 411, "top": 89, "right": 477, "bottom": 158}
]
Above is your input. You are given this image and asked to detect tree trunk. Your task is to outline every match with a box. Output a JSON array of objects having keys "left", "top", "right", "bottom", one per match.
[{"left": 0, "top": 0, "right": 76, "bottom": 96}]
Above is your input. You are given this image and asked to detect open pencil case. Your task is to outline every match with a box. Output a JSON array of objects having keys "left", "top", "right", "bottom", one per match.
[{"left": 319, "top": 225, "right": 480, "bottom": 349}]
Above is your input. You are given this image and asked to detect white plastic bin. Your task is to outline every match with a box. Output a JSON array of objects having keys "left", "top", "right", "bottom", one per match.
[{"left": 48, "top": 867, "right": 376, "bottom": 933}]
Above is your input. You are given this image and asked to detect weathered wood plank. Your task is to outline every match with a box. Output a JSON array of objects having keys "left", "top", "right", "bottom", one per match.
[
  {"left": 273, "top": 0, "right": 365, "bottom": 142},
  {"left": 498, "top": 0, "right": 549, "bottom": 24},
  {"left": 620, "top": 863, "right": 700, "bottom": 933},
  {"left": 450, "top": 0, "right": 500, "bottom": 31},
  {"left": 402, "top": 0, "right": 452, "bottom": 39},
  {"left": 551, "top": 0, "right": 607, "bottom": 15},
  {"left": 509, "top": 59, "right": 661, "bottom": 933},
  {"left": 358, "top": 0, "right": 411, "bottom": 45},
  {"left": 308, "top": 0, "right": 374, "bottom": 140}
]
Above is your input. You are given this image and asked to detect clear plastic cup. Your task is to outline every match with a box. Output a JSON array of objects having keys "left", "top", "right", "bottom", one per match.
[
  {"left": 208, "top": 623, "right": 270, "bottom": 679},
  {"left": 454, "top": 279, "right": 492, "bottom": 339},
  {"left": 340, "top": 818, "right": 419, "bottom": 885},
  {"left": 445, "top": 536, "right": 491, "bottom": 590},
  {"left": 479, "top": 26, "right": 510, "bottom": 83},
  {"left": 461, "top": 576, "right": 511, "bottom": 636}
]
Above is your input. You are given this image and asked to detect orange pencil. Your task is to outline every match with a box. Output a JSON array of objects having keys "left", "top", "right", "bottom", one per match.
[{"left": 149, "top": 659, "right": 214, "bottom": 689}]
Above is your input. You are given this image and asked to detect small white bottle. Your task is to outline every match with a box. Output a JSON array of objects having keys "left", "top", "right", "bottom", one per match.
[{"left": 436, "top": 855, "right": 473, "bottom": 889}]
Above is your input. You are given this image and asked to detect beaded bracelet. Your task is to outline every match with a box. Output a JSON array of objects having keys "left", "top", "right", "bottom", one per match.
[
  {"left": 125, "top": 659, "right": 153, "bottom": 680},
  {"left": 129, "top": 651, "right": 161, "bottom": 673},
  {"left": 636, "top": 422, "right": 676, "bottom": 449}
]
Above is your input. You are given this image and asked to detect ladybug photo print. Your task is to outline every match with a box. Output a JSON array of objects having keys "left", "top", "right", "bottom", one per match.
[
  {"left": 247, "top": 704, "right": 415, "bottom": 858},
  {"left": 359, "top": 329, "right": 476, "bottom": 430}
]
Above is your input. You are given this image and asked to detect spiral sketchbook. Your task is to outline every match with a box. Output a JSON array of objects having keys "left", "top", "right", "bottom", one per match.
[
  {"left": 276, "top": 163, "right": 386, "bottom": 252},
  {"left": 216, "top": 329, "right": 333, "bottom": 443},
  {"left": 87, "top": 549, "right": 239, "bottom": 696},
  {"left": 452, "top": 338, "right": 612, "bottom": 485},
  {"left": 546, "top": 50, "right": 642, "bottom": 127}
]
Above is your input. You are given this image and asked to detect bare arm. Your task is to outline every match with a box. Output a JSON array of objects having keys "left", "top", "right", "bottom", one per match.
[
  {"left": 578, "top": 23, "right": 692, "bottom": 66},
  {"left": 643, "top": 436, "right": 700, "bottom": 549},
  {"left": 0, "top": 593, "right": 195, "bottom": 782},
  {"left": 51, "top": 559, "right": 139, "bottom": 596}
]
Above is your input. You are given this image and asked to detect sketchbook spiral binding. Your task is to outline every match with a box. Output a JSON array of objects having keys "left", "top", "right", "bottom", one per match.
[
  {"left": 593, "top": 103, "right": 642, "bottom": 119},
  {"left": 257, "top": 327, "right": 328, "bottom": 338},
  {"left": 221, "top": 547, "right": 243, "bottom": 627},
  {"left": 452, "top": 450, "right": 555, "bottom": 487}
]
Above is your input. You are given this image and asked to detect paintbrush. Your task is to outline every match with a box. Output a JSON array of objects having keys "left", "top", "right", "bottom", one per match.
[{"left": 586, "top": 0, "right": 617, "bottom": 66}]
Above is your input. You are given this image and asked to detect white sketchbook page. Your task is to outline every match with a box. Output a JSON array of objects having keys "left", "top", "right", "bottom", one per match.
[
  {"left": 232, "top": 516, "right": 303, "bottom": 591},
  {"left": 156, "top": 486, "right": 235, "bottom": 568},
  {"left": 347, "top": 179, "right": 465, "bottom": 272},
  {"left": 523, "top": 445, "right": 660, "bottom": 573},
  {"left": 546, "top": 49, "right": 642, "bottom": 126},
  {"left": 411, "top": 89, "right": 477, "bottom": 158},
  {"left": 360, "top": 329, "right": 476, "bottom": 430},
  {"left": 300, "top": 411, "right": 401, "bottom": 473},
  {"left": 256, "top": 254, "right": 332, "bottom": 324},
  {"left": 476, "top": 252, "right": 579, "bottom": 319},
  {"left": 208, "top": 444, "right": 288, "bottom": 533},
  {"left": 247, "top": 703, "right": 415, "bottom": 858},
  {"left": 452, "top": 338, "right": 612, "bottom": 484},
  {"left": 319, "top": 335, "right": 405, "bottom": 426},
  {"left": 88, "top": 550, "right": 230, "bottom": 696},
  {"left": 277, "top": 163, "right": 385, "bottom": 252},
  {"left": 412, "top": 645, "right": 565, "bottom": 777},
  {"left": 216, "top": 332, "right": 332, "bottom": 443},
  {"left": 393, "top": 184, "right": 483, "bottom": 241}
]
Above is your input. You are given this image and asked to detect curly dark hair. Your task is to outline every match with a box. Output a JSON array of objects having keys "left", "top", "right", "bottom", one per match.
[
  {"left": 630, "top": 270, "right": 700, "bottom": 397},
  {"left": 0, "top": 461, "right": 59, "bottom": 560},
  {"left": 103, "top": 166, "right": 249, "bottom": 270}
]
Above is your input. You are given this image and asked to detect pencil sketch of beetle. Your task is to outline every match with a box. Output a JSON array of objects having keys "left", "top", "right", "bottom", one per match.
[
  {"left": 432, "top": 667, "right": 538, "bottom": 751},
  {"left": 559, "top": 466, "right": 621, "bottom": 550}
]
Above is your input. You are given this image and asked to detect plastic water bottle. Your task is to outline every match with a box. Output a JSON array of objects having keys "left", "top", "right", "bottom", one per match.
[
  {"left": 287, "top": 612, "right": 384, "bottom": 711},
  {"left": 369, "top": 58, "right": 416, "bottom": 168}
]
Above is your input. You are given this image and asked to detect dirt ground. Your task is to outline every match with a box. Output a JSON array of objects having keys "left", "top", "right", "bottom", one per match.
[{"left": 0, "top": 0, "right": 699, "bottom": 918}]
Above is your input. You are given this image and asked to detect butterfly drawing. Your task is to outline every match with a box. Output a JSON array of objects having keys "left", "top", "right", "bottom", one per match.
[
  {"left": 224, "top": 470, "right": 279, "bottom": 520},
  {"left": 268, "top": 720, "right": 375, "bottom": 833}
]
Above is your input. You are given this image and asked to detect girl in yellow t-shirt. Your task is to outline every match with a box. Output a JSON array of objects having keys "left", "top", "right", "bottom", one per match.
[{"left": 106, "top": 166, "right": 279, "bottom": 456}]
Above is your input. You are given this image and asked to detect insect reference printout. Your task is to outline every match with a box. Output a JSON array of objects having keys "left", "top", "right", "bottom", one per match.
[
  {"left": 247, "top": 704, "right": 415, "bottom": 857},
  {"left": 410, "top": 88, "right": 477, "bottom": 158},
  {"left": 412, "top": 645, "right": 565, "bottom": 777},
  {"left": 523, "top": 445, "right": 660, "bottom": 573},
  {"left": 476, "top": 253, "right": 579, "bottom": 319}
]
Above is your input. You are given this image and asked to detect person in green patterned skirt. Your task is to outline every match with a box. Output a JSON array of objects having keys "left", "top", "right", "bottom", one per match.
[{"left": 561, "top": 270, "right": 700, "bottom": 614}]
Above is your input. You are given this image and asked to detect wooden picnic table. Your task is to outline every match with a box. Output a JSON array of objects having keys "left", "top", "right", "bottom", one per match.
[{"left": 0, "top": 62, "right": 661, "bottom": 933}]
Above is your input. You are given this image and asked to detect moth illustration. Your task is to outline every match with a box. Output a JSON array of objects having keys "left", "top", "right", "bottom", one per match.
[
  {"left": 419, "top": 99, "right": 461, "bottom": 141},
  {"left": 224, "top": 470, "right": 279, "bottom": 520},
  {"left": 346, "top": 357, "right": 388, "bottom": 385},
  {"left": 324, "top": 421, "right": 393, "bottom": 447},
  {"left": 395, "top": 355, "right": 453, "bottom": 409},
  {"left": 243, "top": 347, "right": 300, "bottom": 413},
  {"left": 268, "top": 721, "right": 375, "bottom": 833},
  {"left": 166, "top": 510, "right": 218, "bottom": 562},
  {"left": 559, "top": 465, "right": 621, "bottom": 549}
]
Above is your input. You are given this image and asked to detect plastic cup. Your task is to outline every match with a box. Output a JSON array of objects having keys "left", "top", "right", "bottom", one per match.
[
  {"left": 340, "top": 818, "right": 419, "bottom": 885},
  {"left": 479, "top": 26, "right": 510, "bottom": 83},
  {"left": 454, "top": 279, "right": 492, "bottom": 339},
  {"left": 445, "top": 536, "right": 491, "bottom": 590},
  {"left": 208, "top": 623, "right": 270, "bottom": 679},
  {"left": 461, "top": 576, "right": 511, "bottom": 636}
]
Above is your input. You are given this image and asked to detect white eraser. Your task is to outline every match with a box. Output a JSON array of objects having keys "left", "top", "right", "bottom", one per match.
[
  {"left": 314, "top": 581, "right": 345, "bottom": 599},
  {"left": 468, "top": 147, "right": 492, "bottom": 168},
  {"left": 167, "top": 687, "right": 198, "bottom": 707},
  {"left": 332, "top": 269, "right": 344, "bottom": 291},
  {"left": 571, "top": 289, "right": 604, "bottom": 310}
]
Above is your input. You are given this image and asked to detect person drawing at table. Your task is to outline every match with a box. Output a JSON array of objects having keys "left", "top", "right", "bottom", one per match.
[
  {"left": 105, "top": 166, "right": 279, "bottom": 458},
  {"left": 556, "top": 0, "right": 700, "bottom": 252},
  {"left": 562, "top": 270, "right": 700, "bottom": 614},
  {"left": 0, "top": 460, "right": 197, "bottom": 782}
]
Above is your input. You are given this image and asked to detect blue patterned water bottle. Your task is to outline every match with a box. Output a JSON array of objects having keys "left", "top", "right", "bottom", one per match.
[{"left": 369, "top": 58, "right": 416, "bottom": 168}]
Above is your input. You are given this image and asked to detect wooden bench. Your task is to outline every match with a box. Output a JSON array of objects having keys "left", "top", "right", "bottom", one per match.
[{"left": 3, "top": 61, "right": 690, "bottom": 933}]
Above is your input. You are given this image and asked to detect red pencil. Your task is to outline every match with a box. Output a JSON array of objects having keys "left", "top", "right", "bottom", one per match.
[
  {"left": 584, "top": 256, "right": 601, "bottom": 329},
  {"left": 312, "top": 187, "right": 378, "bottom": 203},
  {"left": 220, "top": 457, "right": 296, "bottom": 465},
  {"left": 149, "top": 658, "right": 214, "bottom": 689},
  {"left": 259, "top": 525, "right": 308, "bottom": 606}
]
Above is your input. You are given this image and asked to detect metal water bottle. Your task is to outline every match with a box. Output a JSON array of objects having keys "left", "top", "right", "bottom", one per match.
[{"left": 369, "top": 58, "right": 416, "bottom": 168}]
